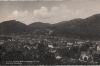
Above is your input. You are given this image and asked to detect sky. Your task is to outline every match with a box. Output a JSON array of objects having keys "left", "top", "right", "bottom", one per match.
[{"left": 0, "top": 0, "right": 100, "bottom": 24}]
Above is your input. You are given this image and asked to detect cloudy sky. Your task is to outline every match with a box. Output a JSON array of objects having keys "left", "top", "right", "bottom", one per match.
[{"left": 0, "top": 0, "right": 100, "bottom": 24}]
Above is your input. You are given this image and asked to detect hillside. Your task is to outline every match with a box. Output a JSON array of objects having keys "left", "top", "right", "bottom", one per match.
[
  {"left": 0, "top": 20, "right": 27, "bottom": 35},
  {"left": 0, "top": 14, "right": 100, "bottom": 39}
]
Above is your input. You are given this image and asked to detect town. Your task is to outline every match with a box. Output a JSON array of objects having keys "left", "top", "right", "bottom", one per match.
[{"left": 0, "top": 34, "right": 100, "bottom": 65}]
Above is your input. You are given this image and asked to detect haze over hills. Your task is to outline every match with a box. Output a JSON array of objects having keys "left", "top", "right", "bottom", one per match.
[{"left": 0, "top": 14, "right": 100, "bottom": 39}]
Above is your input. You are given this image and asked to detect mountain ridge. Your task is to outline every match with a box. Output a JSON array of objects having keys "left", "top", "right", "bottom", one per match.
[{"left": 0, "top": 14, "right": 100, "bottom": 39}]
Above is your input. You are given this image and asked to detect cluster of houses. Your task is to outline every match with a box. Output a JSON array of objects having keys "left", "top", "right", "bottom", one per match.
[{"left": 0, "top": 35, "right": 100, "bottom": 64}]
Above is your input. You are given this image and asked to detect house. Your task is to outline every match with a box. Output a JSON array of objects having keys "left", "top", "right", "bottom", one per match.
[
  {"left": 48, "top": 44, "right": 54, "bottom": 48},
  {"left": 67, "top": 42, "right": 73, "bottom": 46},
  {"left": 56, "top": 56, "right": 62, "bottom": 60},
  {"left": 97, "top": 44, "right": 100, "bottom": 54},
  {"left": 79, "top": 51, "right": 93, "bottom": 62},
  {"left": 0, "top": 40, "right": 4, "bottom": 45}
]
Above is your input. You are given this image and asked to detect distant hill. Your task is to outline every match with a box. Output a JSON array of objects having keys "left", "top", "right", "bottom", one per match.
[
  {"left": 53, "top": 14, "right": 100, "bottom": 39},
  {"left": 28, "top": 22, "right": 51, "bottom": 30},
  {"left": 76, "top": 14, "right": 100, "bottom": 38},
  {"left": 28, "top": 22, "right": 52, "bottom": 34},
  {"left": 0, "top": 20, "right": 27, "bottom": 35},
  {"left": 52, "top": 18, "right": 83, "bottom": 35},
  {"left": 1, "top": 14, "right": 100, "bottom": 39}
]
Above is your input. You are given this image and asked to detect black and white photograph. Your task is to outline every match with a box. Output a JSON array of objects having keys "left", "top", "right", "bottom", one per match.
[{"left": 0, "top": 0, "right": 100, "bottom": 65}]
